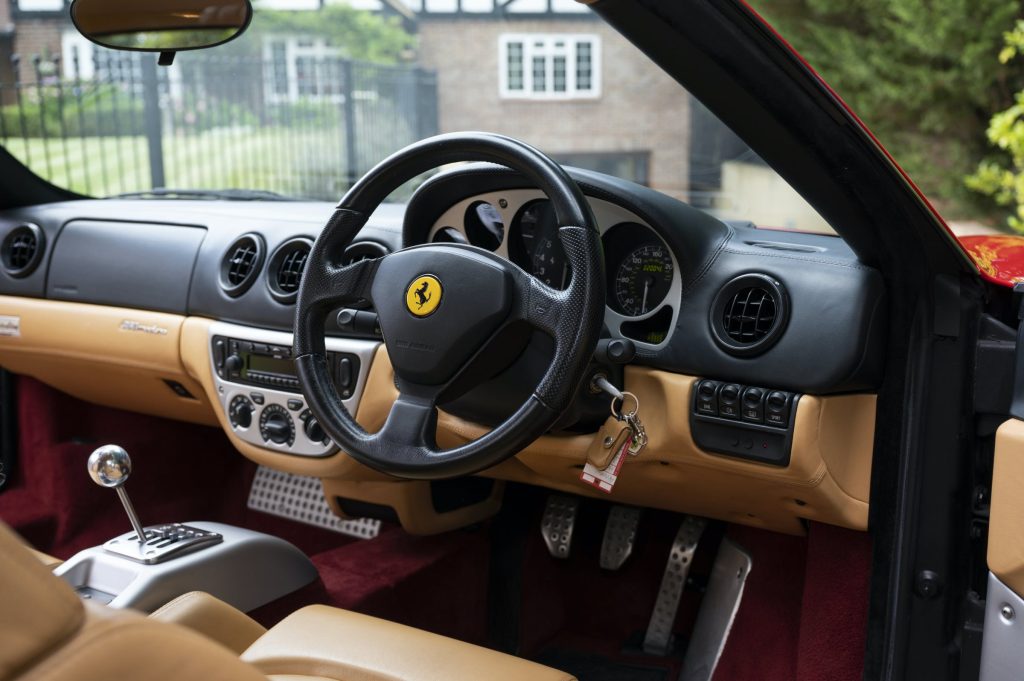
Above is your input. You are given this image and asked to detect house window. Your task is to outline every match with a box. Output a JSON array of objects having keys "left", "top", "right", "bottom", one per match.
[
  {"left": 499, "top": 34, "right": 600, "bottom": 100},
  {"left": 263, "top": 37, "right": 344, "bottom": 103}
]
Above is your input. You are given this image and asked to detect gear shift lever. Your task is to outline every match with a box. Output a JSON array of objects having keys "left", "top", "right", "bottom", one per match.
[{"left": 88, "top": 445, "right": 147, "bottom": 543}]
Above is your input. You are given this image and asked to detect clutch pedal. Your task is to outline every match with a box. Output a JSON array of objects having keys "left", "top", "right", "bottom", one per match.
[
  {"left": 642, "top": 515, "right": 707, "bottom": 656},
  {"left": 600, "top": 505, "right": 641, "bottom": 570},
  {"left": 541, "top": 494, "right": 579, "bottom": 559}
]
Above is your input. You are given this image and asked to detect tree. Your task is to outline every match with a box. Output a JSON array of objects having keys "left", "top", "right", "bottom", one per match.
[
  {"left": 223, "top": 4, "right": 415, "bottom": 63},
  {"left": 966, "top": 20, "right": 1024, "bottom": 232},
  {"left": 750, "top": 0, "right": 1023, "bottom": 220}
]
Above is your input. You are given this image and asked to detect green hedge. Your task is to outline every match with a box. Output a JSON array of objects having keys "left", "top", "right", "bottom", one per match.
[{"left": 0, "top": 84, "right": 144, "bottom": 137}]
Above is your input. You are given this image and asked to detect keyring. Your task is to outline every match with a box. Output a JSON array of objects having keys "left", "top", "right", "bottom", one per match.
[{"left": 611, "top": 391, "right": 639, "bottom": 420}]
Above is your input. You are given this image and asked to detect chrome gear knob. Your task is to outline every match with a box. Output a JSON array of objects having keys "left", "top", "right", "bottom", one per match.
[
  {"left": 87, "top": 444, "right": 132, "bottom": 488},
  {"left": 87, "top": 444, "right": 146, "bottom": 542}
]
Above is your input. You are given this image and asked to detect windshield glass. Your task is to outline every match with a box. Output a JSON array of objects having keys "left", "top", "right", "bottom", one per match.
[{"left": 0, "top": 0, "right": 831, "bottom": 233}]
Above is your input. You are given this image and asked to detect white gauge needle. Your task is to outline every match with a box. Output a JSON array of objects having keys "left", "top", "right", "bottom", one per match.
[{"left": 641, "top": 279, "right": 651, "bottom": 315}]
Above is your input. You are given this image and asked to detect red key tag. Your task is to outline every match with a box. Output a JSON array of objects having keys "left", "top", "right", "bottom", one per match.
[{"left": 580, "top": 433, "right": 631, "bottom": 494}]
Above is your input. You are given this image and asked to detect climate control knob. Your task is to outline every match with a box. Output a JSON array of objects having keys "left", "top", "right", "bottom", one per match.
[
  {"left": 228, "top": 395, "right": 254, "bottom": 429},
  {"left": 259, "top": 404, "right": 294, "bottom": 446},
  {"left": 303, "top": 416, "right": 328, "bottom": 445}
]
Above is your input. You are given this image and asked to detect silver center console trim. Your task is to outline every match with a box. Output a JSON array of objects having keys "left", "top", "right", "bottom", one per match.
[
  {"left": 55, "top": 521, "right": 318, "bottom": 613},
  {"left": 208, "top": 321, "right": 381, "bottom": 458}
]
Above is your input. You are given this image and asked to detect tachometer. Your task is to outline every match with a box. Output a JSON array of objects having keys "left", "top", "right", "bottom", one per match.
[
  {"left": 614, "top": 244, "right": 674, "bottom": 316},
  {"left": 513, "top": 200, "right": 570, "bottom": 289}
]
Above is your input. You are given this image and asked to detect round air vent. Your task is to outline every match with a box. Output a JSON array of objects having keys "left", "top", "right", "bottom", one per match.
[
  {"left": 341, "top": 240, "right": 389, "bottom": 266},
  {"left": 267, "top": 237, "right": 313, "bottom": 304},
  {"left": 1, "top": 223, "right": 44, "bottom": 278},
  {"left": 219, "top": 233, "right": 265, "bottom": 297},
  {"left": 710, "top": 274, "right": 789, "bottom": 357}
]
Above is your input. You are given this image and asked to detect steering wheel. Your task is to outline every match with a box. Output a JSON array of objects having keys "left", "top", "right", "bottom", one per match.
[{"left": 294, "top": 132, "right": 605, "bottom": 479}]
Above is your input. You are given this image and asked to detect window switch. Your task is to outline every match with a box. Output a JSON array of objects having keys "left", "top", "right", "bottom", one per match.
[{"left": 695, "top": 380, "right": 719, "bottom": 416}]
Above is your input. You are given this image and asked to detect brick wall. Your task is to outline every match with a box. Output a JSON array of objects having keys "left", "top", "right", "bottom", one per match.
[
  {"left": 12, "top": 18, "right": 64, "bottom": 82},
  {"left": 417, "top": 18, "right": 690, "bottom": 198}
]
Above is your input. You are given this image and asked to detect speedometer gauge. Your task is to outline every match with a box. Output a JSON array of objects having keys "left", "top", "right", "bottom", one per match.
[{"left": 614, "top": 244, "right": 674, "bottom": 316}]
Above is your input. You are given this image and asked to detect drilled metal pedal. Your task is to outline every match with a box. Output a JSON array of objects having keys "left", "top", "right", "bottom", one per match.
[
  {"left": 247, "top": 466, "right": 380, "bottom": 539},
  {"left": 642, "top": 515, "right": 707, "bottom": 656},
  {"left": 600, "top": 505, "right": 641, "bottom": 570},
  {"left": 681, "top": 539, "right": 752, "bottom": 681},
  {"left": 541, "top": 494, "right": 579, "bottom": 559}
]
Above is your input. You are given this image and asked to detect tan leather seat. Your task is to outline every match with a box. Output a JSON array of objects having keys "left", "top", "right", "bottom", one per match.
[{"left": 0, "top": 523, "right": 574, "bottom": 681}]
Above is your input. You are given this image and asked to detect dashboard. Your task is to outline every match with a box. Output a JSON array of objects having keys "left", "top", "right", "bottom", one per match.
[{"left": 0, "top": 164, "right": 886, "bottom": 535}]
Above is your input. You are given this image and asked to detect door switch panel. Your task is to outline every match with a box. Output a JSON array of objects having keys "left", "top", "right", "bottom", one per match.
[{"left": 690, "top": 379, "right": 800, "bottom": 466}]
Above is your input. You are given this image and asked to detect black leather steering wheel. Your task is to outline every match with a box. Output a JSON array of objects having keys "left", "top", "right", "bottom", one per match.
[{"left": 293, "top": 132, "right": 605, "bottom": 479}]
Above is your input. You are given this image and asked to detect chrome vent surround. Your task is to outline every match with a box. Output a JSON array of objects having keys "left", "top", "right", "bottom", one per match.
[
  {"left": 267, "top": 237, "right": 313, "bottom": 303},
  {"left": 219, "top": 233, "right": 265, "bottom": 297},
  {"left": 1, "top": 223, "right": 44, "bottom": 278},
  {"left": 710, "top": 274, "right": 788, "bottom": 357}
]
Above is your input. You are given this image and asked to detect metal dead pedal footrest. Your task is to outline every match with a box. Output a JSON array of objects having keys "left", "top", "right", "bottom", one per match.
[
  {"left": 541, "top": 494, "right": 579, "bottom": 559},
  {"left": 600, "top": 505, "right": 641, "bottom": 570},
  {"left": 681, "top": 539, "right": 752, "bottom": 681},
  {"left": 247, "top": 466, "right": 380, "bottom": 540},
  {"left": 642, "top": 515, "right": 707, "bottom": 656}
]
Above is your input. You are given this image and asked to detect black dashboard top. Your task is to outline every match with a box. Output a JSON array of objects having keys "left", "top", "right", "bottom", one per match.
[{"left": 0, "top": 166, "right": 885, "bottom": 395}]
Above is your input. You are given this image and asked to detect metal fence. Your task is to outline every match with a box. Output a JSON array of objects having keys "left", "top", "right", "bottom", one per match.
[{"left": 0, "top": 52, "right": 438, "bottom": 200}]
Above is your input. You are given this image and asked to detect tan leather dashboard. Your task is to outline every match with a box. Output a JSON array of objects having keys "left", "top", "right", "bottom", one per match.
[{"left": 0, "top": 296, "right": 875, "bottom": 535}]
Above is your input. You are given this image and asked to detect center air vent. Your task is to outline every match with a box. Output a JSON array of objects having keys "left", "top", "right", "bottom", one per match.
[
  {"left": 267, "top": 237, "right": 313, "bottom": 303},
  {"left": 710, "top": 274, "right": 789, "bottom": 357},
  {"left": 219, "top": 233, "right": 265, "bottom": 297},
  {"left": 341, "top": 240, "right": 389, "bottom": 266},
  {"left": 1, "top": 223, "right": 44, "bottom": 278}
]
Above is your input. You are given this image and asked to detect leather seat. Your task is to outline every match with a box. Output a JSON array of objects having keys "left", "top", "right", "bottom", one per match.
[{"left": 0, "top": 523, "right": 574, "bottom": 681}]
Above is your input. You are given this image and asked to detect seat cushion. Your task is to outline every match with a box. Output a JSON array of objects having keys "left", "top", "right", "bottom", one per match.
[
  {"left": 242, "top": 605, "right": 575, "bottom": 681},
  {"left": 0, "top": 523, "right": 83, "bottom": 681}
]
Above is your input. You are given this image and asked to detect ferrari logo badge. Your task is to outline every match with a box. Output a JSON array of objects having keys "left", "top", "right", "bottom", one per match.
[{"left": 405, "top": 274, "right": 443, "bottom": 317}]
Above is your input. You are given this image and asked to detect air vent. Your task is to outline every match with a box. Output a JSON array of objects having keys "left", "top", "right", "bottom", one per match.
[
  {"left": 1, "top": 223, "right": 44, "bottom": 278},
  {"left": 219, "top": 233, "right": 265, "bottom": 297},
  {"left": 267, "top": 237, "right": 313, "bottom": 303},
  {"left": 341, "top": 240, "right": 389, "bottom": 266},
  {"left": 710, "top": 274, "right": 788, "bottom": 357}
]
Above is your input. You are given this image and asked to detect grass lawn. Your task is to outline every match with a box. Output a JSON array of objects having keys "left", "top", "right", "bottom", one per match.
[{"left": 0, "top": 128, "right": 359, "bottom": 199}]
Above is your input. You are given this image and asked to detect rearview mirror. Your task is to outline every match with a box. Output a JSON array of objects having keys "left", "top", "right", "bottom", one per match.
[{"left": 70, "top": 0, "right": 252, "bottom": 54}]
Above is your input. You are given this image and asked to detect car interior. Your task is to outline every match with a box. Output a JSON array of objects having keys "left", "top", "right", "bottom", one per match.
[{"left": 0, "top": 1, "right": 1010, "bottom": 681}]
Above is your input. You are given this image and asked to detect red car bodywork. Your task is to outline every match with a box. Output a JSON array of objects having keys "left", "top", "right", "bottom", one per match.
[{"left": 958, "top": 235, "right": 1024, "bottom": 287}]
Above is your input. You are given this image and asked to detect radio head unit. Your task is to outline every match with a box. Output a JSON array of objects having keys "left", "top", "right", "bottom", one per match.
[{"left": 212, "top": 335, "right": 359, "bottom": 398}]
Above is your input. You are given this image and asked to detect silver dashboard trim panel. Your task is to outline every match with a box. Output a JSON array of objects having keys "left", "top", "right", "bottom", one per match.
[
  {"left": 981, "top": 571, "right": 1024, "bottom": 681},
  {"left": 207, "top": 320, "right": 381, "bottom": 457}
]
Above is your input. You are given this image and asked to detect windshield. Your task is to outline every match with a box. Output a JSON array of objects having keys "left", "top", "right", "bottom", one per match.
[{"left": 0, "top": 0, "right": 831, "bottom": 233}]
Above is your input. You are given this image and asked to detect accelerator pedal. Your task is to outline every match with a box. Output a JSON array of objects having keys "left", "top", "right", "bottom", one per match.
[
  {"left": 600, "top": 505, "right": 641, "bottom": 570},
  {"left": 642, "top": 515, "right": 707, "bottom": 656},
  {"left": 541, "top": 494, "right": 579, "bottom": 559},
  {"left": 681, "top": 539, "right": 752, "bottom": 681},
  {"left": 247, "top": 465, "right": 380, "bottom": 539}
]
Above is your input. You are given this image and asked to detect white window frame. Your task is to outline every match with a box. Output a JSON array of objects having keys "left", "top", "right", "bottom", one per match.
[
  {"left": 262, "top": 36, "right": 345, "bottom": 104},
  {"left": 499, "top": 33, "right": 601, "bottom": 100}
]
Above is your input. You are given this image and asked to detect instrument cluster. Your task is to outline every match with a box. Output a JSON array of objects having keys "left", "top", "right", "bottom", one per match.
[{"left": 426, "top": 189, "right": 681, "bottom": 348}]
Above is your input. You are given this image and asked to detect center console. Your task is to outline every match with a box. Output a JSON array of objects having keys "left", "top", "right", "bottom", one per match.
[
  {"left": 56, "top": 444, "right": 318, "bottom": 613},
  {"left": 207, "top": 321, "right": 380, "bottom": 457}
]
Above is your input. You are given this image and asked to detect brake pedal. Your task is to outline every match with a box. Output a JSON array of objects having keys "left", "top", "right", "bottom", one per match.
[
  {"left": 681, "top": 539, "right": 752, "bottom": 681},
  {"left": 541, "top": 494, "right": 579, "bottom": 559},
  {"left": 642, "top": 515, "right": 707, "bottom": 656},
  {"left": 600, "top": 505, "right": 641, "bottom": 570}
]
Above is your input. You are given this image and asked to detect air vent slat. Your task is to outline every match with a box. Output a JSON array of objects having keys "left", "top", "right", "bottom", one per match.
[
  {"left": 1, "top": 224, "right": 44, "bottom": 278},
  {"left": 219, "top": 234, "right": 265, "bottom": 297},
  {"left": 711, "top": 274, "right": 788, "bottom": 357}
]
